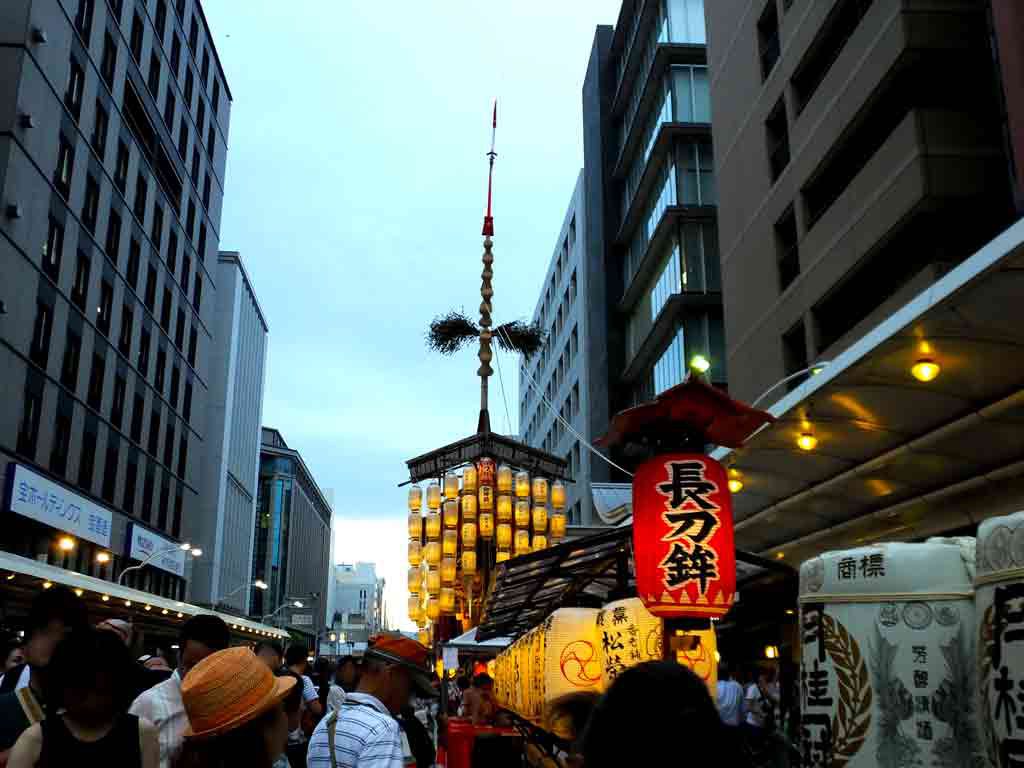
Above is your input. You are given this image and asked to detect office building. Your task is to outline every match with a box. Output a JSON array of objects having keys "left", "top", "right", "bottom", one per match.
[
  {"left": 330, "top": 562, "right": 385, "bottom": 643},
  {"left": 705, "top": 0, "right": 1019, "bottom": 404},
  {"left": 0, "top": 0, "right": 231, "bottom": 599},
  {"left": 251, "top": 428, "right": 331, "bottom": 632},
  {"left": 188, "top": 251, "right": 267, "bottom": 615}
]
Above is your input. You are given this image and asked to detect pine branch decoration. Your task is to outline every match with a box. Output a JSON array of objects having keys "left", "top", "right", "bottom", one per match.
[
  {"left": 494, "top": 320, "right": 546, "bottom": 358},
  {"left": 427, "top": 312, "right": 480, "bottom": 356}
]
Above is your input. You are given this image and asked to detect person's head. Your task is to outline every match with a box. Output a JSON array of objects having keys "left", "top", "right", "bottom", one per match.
[
  {"left": 456, "top": 675, "right": 470, "bottom": 692},
  {"left": 583, "top": 662, "right": 728, "bottom": 767},
  {"left": 284, "top": 643, "right": 308, "bottom": 672},
  {"left": 335, "top": 656, "right": 362, "bottom": 691},
  {"left": 472, "top": 673, "right": 494, "bottom": 692},
  {"left": 3, "top": 639, "right": 24, "bottom": 671},
  {"left": 96, "top": 618, "right": 134, "bottom": 647},
  {"left": 357, "top": 633, "right": 435, "bottom": 715},
  {"left": 275, "top": 669, "right": 304, "bottom": 733},
  {"left": 179, "top": 615, "right": 231, "bottom": 677},
  {"left": 254, "top": 640, "right": 283, "bottom": 670},
  {"left": 23, "top": 585, "right": 88, "bottom": 673},
  {"left": 45, "top": 627, "right": 135, "bottom": 724},
  {"left": 180, "top": 648, "right": 297, "bottom": 768},
  {"left": 718, "top": 661, "right": 732, "bottom": 681},
  {"left": 313, "top": 656, "right": 332, "bottom": 679}
]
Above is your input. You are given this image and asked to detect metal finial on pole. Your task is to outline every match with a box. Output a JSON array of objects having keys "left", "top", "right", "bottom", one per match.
[{"left": 477, "top": 102, "right": 497, "bottom": 434}]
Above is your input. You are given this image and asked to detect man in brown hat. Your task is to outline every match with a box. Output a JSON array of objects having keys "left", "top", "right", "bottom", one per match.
[{"left": 306, "top": 633, "right": 435, "bottom": 768}]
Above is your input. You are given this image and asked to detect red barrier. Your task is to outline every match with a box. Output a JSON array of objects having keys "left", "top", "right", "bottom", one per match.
[{"left": 445, "top": 719, "right": 518, "bottom": 768}]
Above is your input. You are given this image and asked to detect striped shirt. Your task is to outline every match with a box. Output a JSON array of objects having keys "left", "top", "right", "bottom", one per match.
[
  {"left": 129, "top": 670, "right": 186, "bottom": 768},
  {"left": 306, "top": 692, "right": 403, "bottom": 768}
]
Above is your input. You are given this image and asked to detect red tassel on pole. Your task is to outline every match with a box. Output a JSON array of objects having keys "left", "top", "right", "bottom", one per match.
[{"left": 482, "top": 100, "right": 497, "bottom": 237}]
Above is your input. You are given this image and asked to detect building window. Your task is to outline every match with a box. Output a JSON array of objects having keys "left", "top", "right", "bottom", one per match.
[
  {"left": 155, "top": 348, "right": 166, "bottom": 392},
  {"left": 161, "top": 288, "right": 173, "bottom": 330},
  {"left": 200, "top": 49, "right": 210, "bottom": 84},
  {"left": 158, "top": 478, "right": 169, "bottom": 530},
  {"left": 212, "top": 79, "right": 220, "bottom": 116},
  {"left": 175, "top": 0, "right": 185, "bottom": 19},
  {"left": 653, "top": 329, "right": 685, "bottom": 395},
  {"left": 196, "top": 100, "right": 205, "bottom": 136},
  {"left": 178, "top": 120, "right": 188, "bottom": 158},
  {"left": 74, "top": 0, "right": 95, "bottom": 42},
  {"left": 182, "top": 379, "right": 192, "bottom": 422},
  {"left": 164, "top": 89, "right": 176, "bottom": 130},
  {"left": 51, "top": 408, "right": 72, "bottom": 477},
  {"left": 43, "top": 217, "right": 64, "bottom": 282},
  {"left": 61, "top": 331, "right": 82, "bottom": 391},
  {"left": 29, "top": 301, "right": 54, "bottom": 368},
  {"left": 172, "top": 491, "right": 182, "bottom": 538},
  {"left": 134, "top": 173, "right": 148, "bottom": 222},
  {"left": 152, "top": 204, "right": 164, "bottom": 249},
  {"left": 791, "top": 0, "right": 875, "bottom": 114},
  {"left": 148, "top": 52, "right": 161, "bottom": 97},
  {"left": 192, "top": 272, "right": 202, "bottom": 311},
  {"left": 123, "top": 459, "right": 138, "bottom": 514},
  {"left": 127, "top": 238, "right": 141, "bottom": 288},
  {"left": 180, "top": 254, "right": 190, "bottom": 291},
  {"left": 101, "top": 33, "right": 117, "bottom": 87},
  {"left": 105, "top": 209, "right": 121, "bottom": 263},
  {"left": 163, "top": 423, "right": 174, "bottom": 466},
  {"left": 190, "top": 147, "right": 200, "bottom": 184},
  {"left": 71, "top": 251, "right": 90, "bottom": 311},
  {"left": 186, "top": 199, "right": 196, "bottom": 238},
  {"left": 782, "top": 321, "right": 809, "bottom": 392},
  {"left": 175, "top": 308, "right": 185, "bottom": 349},
  {"left": 111, "top": 374, "right": 126, "bottom": 428},
  {"left": 680, "top": 142, "right": 716, "bottom": 205},
  {"left": 130, "top": 12, "right": 144, "bottom": 63},
  {"left": 206, "top": 122, "right": 216, "bottom": 160},
  {"left": 197, "top": 223, "right": 206, "bottom": 258},
  {"left": 102, "top": 439, "right": 119, "bottom": 503},
  {"left": 138, "top": 328, "right": 151, "bottom": 374},
  {"left": 91, "top": 102, "right": 109, "bottom": 160},
  {"left": 145, "top": 265, "right": 157, "bottom": 310},
  {"left": 169, "top": 366, "right": 180, "bottom": 407},
  {"left": 147, "top": 410, "right": 161, "bottom": 455},
  {"left": 766, "top": 98, "right": 790, "bottom": 182},
  {"left": 170, "top": 34, "right": 181, "bottom": 74},
  {"left": 87, "top": 353, "right": 106, "bottom": 409},
  {"left": 97, "top": 279, "right": 113, "bottom": 335},
  {"left": 16, "top": 384, "right": 43, "bottom": 459},
  {"left": 167, "top": 230, "right": 178, "bottom": 272},
  {"left": 188, "top": 16, "right": 198, "bottom": 51},
  {"left": 184, "top": 68, "right": 194, "bottom": 107},
  {"left": 78, "top": 427, "right": 97, "bottom": 490},
  {"left": 82, "top": 174, "right": 100, "bottom": 234},
  {"left": 54, "top": 134, "right": 75, "bottom": 200},
  {"left": 187, "top": 327, "right": 197, "bottom": 367},
  {"left": 65, "top": 57, "right": 85, "bottom": 120},
  {"left": 775, "top": 206, "right": 800, "bottom": 292},
  {"left": 141, "top": 466, "right": 154, "bottom": 522},
  {"left": 154, "top": 0, "right": 167, "bottom": 38},
  {"left": 757, "top": 1, "right": 781, "bottom": 80},
  {"left": 130, "top": 393, "right": 145, "bottom": 442},
  {"left": 114, "top": 140, "right": 129, "bottom": 193},
  {"left": 119, "top": 303, "right": 134, "bottom": 355},
  {"left": 202, "top": 174, "right": 211, "bottom": 208}
]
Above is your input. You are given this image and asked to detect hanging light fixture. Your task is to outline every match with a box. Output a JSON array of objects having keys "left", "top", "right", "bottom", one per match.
[
  {"left": 408, "top": 596, "right": 423, "bottom": 622},
  {"left": 418, "top": 628, "right": 431, "bottom": 646},
  {"left": 911, "top": 358, "right": 940, "bottom": 382},
  {"left": 515, "top": 500, "right": 531, "bottom": 527},
  {"left": 426, "top": 568, "right": 441, "bottom": 595},
  {"left": 441, "top": 557, "right": 457, "bottom": 584},
  {"left": 408, "top": 540, "right": 422, "bottom": 566},
  {"left": 479, "top": 512, "right": 494, "bottom": 539},
  {"left": 426, "top": 598, "right": 441, "bottom": 621},
  {"left": 463, "top": 550, "right": 477, "bottom": 574},
  {"left": 426, "top": 482, "right": 442, "bottom": 510},
  {"left": 550, "top": 513, "right": 567, "bottom": 540},
  {"left": 477, "top": 458, "right": 496, "bottom": 487},
  {"left": 462, "top": 464, "right": 478, "bottom": 493},
  {"left": 408, "top": 512, "right": 422, "bottom": 539},
  {"left": 496, "top": 494, "right": 513, "bottom": 522},
  {"left": 728, "top": 468, "right": 744, "bottom": 494},
  {"left": 408, "top": 567, "right": 422, "bottom": 593},
  {"left": 532, "top": 477, "right": 549, "bottom": 504},
  {"left": 462, "top": 521, "right": 478, "bottom": 549},
  {"left": 479, "top": 484, "right": 494, "bottom": 512},
  {"left": 533, "top": 534, "right": 548, "bottom": 552},
  {"left": 408, "top": 485, "right": 423, "bottom": 512},
  {"left": 443, "top": 529, "right": 458, "bottom": 556},
  {"left": 497, "top": 523, "right": 512, "bottom": 549},
  {"left": 514, "top": 470, "right": 530, "bottom": 499},
  {"left": 497, "top": 464, "right": 513, "bottom": 494},
  {"left": 532, "top": 505, "right": 548, "bottom": 533},
  {"left": 514, "top": 529, "right": 530, "bottom": 556},
  {"left": 440, "top": 588, "right": 456, "bottom": 614},
  {"left": 461, "top": 493, "right": 478, "bottom": 520},
  {"left": 424, "top": 541, "right": 441, "bottom": 566},
  {"left": 797, "top": 432, "right": 818, "bottom": 451},
  {"left": 496, "top": 549, "right": 511, "bottom": 563},
  {"left": 444, "top": 472, "right": 460, "bottom": 500},
  {"left": 551, "top": 480, "right": 566, "bottom": 510},
  {"left": 443, "top": 500, "right": 459, "bottom": 529},
  {"left": 426, "top": 511, "right": 442, "bottom": 539}
]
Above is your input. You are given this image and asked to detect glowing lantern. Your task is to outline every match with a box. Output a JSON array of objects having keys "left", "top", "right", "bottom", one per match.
[
  {"left": 675, "top": 625, "right": 719, "bottom": 696},
  {"left": 461, "top": 493, "right": 478, "bottom": 520},
  {"left": 497, "top": 524, "right": 512, "bottom": 549},
  {"left": 597, "top": 598, "right": 664, "bottom": 690},
  {"left": 404, "top": 536, "right": 427, "bottom": 569},
  {"left": 533, "top": 535, "right": 548, "bottom": 552},
  {"left": 426, "top": 482, "right": 441, "bottom": 510},
  {"left": 551, "top": 480, "right": 566, "bottom": 510},
  {"left": 443, "top": 529, "right": 458, "bottom": 556},
  {"left": 496, "top": 494, "right": 513, "bottom": 522},
  {"left": 418, "top": 628, "right": 430, "bottom": 646},
  {"left": 426, "top": 512, "right": 441, "bottom": 540},
  {"left": 440, "top": 587, "right": 456, "bottom": 614},
  {"left": 496, "top": 549, "right": 511, "bottom": 563},
  {"left": 424, "top": 541, "right": 441, "bottom": 566},
  {"left": 479, "top": 512, "right": 494, "bottom": 539},
  {"left": 462, "top": 521, "right": 477, "bottom": 548},
  {"left": 497, "top": 464, "right": 513, "bottom": 493},
  {"left": 443, "top": 500, "right": 459, "bottom": 528},
  {"left": 515, "top": 471, "right": 530, "bottom": 499},
  {"left": 550, "top": 513, "right": 567, "bottom": 540},
  {"left": 462, "top": 550, "right": 477, "bottom": 574},
  {"left": 426, "top": 567, "right": 441, "bottom": 595},
  {"left": 532, "top": 477, "right": 548, "bottom": 504},
  {"left": 408, "top": 513, "right": 422, "bottom": 540},
  {"left": 532, "top": 505, "right": 548, "bottom": 532},
  {"left": 408, "top": 596, "right": 423, "bottom": 622},
  {"left": 477, "top": 458, "right": 495, "bottom": 487},
  {"left": 462, "top": 465, "right": 478, "bottom": 493},
  {"left": 515, "top": 529, "right": 531, "bottom": 555},
  {"left": 408, "top": 567, "right": 422, "bottom": 593},
  {"left": 515, "top": 500, "right": 531, "bottom": 527},
  {"left": 479, "top": 485, "right": 494, "bottom": 512},
  {"left": 444, "top": 472, "right": 459, "bottom": 500},
  {"left": 632, "top": 454, "right": 735, "bottom": 619},
  {"left": 440, "top": 557, "right": 457, "bottom": 584},
  {"left": 408, "top": 485, "right": 422, "bottom": 512},
  {"left": 426, "top": 598, "right": 440, "bottom": 621}
]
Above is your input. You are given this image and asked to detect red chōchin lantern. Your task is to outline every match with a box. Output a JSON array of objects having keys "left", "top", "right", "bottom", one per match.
[{"left": 632, "top": 454, "right": 735, "bottom": 619}]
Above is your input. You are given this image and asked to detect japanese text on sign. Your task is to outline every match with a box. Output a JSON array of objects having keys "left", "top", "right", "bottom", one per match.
[
  {"left": 656, "top": 461, "right": 721, "bottom": 595},
  {"left": 836, "top": 553, "right": 886, "bottom": 581},
  {"left": 9, "top": 464, "right": 112, "bottom": 547}
]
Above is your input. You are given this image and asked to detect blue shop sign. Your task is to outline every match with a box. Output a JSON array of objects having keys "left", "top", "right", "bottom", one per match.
[{"left": 6, "top": 464, "right": 113, "bottom": 547}]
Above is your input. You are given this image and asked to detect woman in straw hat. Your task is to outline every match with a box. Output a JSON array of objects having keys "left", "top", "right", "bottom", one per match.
[{"left": 176, "top": 647, "right": 296, "bottom": 768}]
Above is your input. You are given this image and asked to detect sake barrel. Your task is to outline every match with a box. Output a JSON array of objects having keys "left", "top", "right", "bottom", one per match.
[
  {"left": 799, "top": 540, "right": 981, "bottom": 768},
  {"left": 977, "top": 511, "right": 1024, "bottom": 767}
]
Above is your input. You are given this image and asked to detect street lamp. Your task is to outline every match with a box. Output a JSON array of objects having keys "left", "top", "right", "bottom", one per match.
[
  {"left": 215, "top": 579, "right": 268, "bottom": 605},
  {"left": 261, "top": 599, "right": 304, "bottom": 623},
  {"left": 118, "top": 542, "right": 201, "bottom": 585}
]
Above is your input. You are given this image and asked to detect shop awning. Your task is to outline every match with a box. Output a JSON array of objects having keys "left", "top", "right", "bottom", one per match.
[
  {"left": 712, "top": 218, "right": 1024, "bottom": 564},
  {"left": 442, "top": 627, "right": 512, "bottom": 653},
  {"left": 0, "top": 551, "right": 288, "bottom": 639}
]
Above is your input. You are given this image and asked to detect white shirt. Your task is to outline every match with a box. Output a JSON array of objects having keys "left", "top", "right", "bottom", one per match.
[
  {"left": 307, "top": 691, "right": 403, "bottom": 768},
  {"left": 129, "top": 670, "right": 186, "bottom": 768},
  {"left": 716, "top": 679, "right": 743, "bottom": 726},
  {"left": 301, "top": 674, "right": 319, "bottom": 703},
  {"left": 328, "top": 684, "right": 347, "bottom": 712},
  {"left": 0, "top": 666, "right": 30, "bottom": 692},
  {"left": 745, "top": 683, "right": 766, "bottom": 727}
]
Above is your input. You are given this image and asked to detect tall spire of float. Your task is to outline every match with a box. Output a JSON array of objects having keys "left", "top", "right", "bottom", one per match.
[{"left": 478, "top": 101, "right": 497, "bottom": 432}]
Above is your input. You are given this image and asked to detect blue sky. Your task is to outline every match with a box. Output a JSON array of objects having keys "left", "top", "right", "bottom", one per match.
[{"left": 202, "top": 1, "right": 621, "bottom": 627}]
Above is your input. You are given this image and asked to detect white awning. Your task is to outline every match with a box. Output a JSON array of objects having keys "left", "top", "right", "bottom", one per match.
[
  {"left": 443, "top": 627, "right": 512, "bottom": 651},
  {"left": 591, "top": 483, "right": 633, "bottom": 525},
  {"left": 0, "top": 551, "right": 288, "bottom": 639}
]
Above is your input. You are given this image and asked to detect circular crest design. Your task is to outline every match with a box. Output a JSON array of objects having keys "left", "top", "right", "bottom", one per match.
[
  {"left": 803, "top": 558, "right": 825, "bottom": 594},
  {"left": 934, "top": 604, "right": 960, "bottom": 627},
  {"left": 559, "top": 640, "right": 601, "bottom": 687},
  {"left": 987, "top": 525, "right": 1013, "bottom": 571},
  {"left": 878, "top": 602, "right": 899, "bottom": 628},
  {"left": 1011, "top": 525, "right": 1024, "bottom": 567},
  {"left": 902, "top": 602, "right": 933, "bottom": 630}
]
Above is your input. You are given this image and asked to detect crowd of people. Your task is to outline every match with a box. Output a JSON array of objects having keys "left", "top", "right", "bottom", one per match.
[{"left": 0, "top": 585, "right": 800, "bottom": 767}]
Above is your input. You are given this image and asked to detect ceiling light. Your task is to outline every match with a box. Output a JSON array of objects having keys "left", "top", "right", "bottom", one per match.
[
  {"left": 177, "top": 612, "right": 183, "bottom": 618},
  {"left": 179, "top": 542, "right": 192, "bottom": 550},
  {"left": 727, "top": 468, "right": 743, "bottom": 494},
  {"left": 775, "top": 552, "right": 785, "bottom": 560},
  {"left": 42, "top": 581, "right": 53, "bottom": 589},
  {"left": 785, "top": 609, "right": 795, "bottom": 615},
  {"left": 125, "top": 600, "right": 132, "bottom": 606},
  {"left": 764, "top": 645, "right": 779, "bottom": 659},
  {"left": 797, "top": 432, "right": 818, "bottom": 451},
  {"left": 73, "top": 588, "right": 83, "bottom": 597},
  {"left": 911, "top": 358, "right": 940, "bottom": 383},
  {"left": 254, "top": 580, "right": 268, "bottom": 590},
  {"left": 689, "top": 354, "right": 711, "bottom": 374},
  {"left": 57, "top": 536, "right": 75, "bottom": 552},
  {"left": 144, "top": 604, "right": 151, "bottom": 611},
  {"left": 95, "top": 552, "right": 111, "bottom": 564},
  {"left": 190, "top": 548, "right": 203, "bottom": 557},
  {"left": 161, "top": 609, "right": 169, "bottom": 615},
  {"left": 5, "top": 573, "right": 14, "bottom": 581},
  {"left": 101, "top": 595, "right": 110, "bottom": 602}
]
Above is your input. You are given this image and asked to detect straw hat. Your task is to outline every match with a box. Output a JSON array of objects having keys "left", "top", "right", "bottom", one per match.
[
  {"left": 364, "top": 633, "right": 436, "bottom": 697},
  {"left": 181, "top": 647, "right": 296, "bottom": 739}
]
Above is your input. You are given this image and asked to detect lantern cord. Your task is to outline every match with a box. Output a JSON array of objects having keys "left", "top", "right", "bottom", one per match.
[
  {"left": 496, "top": 326, "right": 634, "bottom": 478},
  {"left": 492, "top": 338, "right": 514, "bottom": 436}
]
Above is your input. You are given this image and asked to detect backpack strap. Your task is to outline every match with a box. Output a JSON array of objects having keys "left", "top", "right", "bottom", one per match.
[
  {"left": 326, "top": 709, "right": 339, "bottom": 768},
  {"left": 15, "top": 687, "right": 44, "bottom": 725}
]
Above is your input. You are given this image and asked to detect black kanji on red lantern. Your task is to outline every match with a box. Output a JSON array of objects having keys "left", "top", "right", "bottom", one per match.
[
  {"left": 661, "top": 542, "right": 719, "bottom": 594},
  {"left": 657, "top": 461, "right": 719, "bottom": 510}
]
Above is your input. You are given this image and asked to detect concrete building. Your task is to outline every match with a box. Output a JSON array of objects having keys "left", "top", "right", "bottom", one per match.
[
  {"left": 250, "top": 428, "right": 331, "bottom": 635},
  {"left": 188, "top": 251, "right": 267, "bottom": 615},
  {"left": 330, "top": 562, "right": 385, "bottom": 643},
  {"left": 0, "top": 0, "right": 231, "bottom": 599},
  {"left": 705, "top": 0, "right": 1018, "bottom": 405},
  {"left": 519, "top": 172, "right": 597, "bottom": 525}
]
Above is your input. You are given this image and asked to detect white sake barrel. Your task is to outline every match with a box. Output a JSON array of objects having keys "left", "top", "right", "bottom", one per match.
[
  {"left": 798, "top": 540, "right": 983, "bottom": 768},
  {"left": 977, "top": 511, "right": 1024, "bottom": 767}
]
